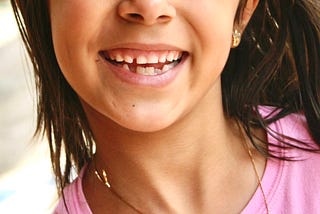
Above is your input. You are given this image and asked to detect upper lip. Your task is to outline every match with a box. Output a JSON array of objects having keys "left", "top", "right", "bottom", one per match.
[{"left": 101, "top": 43, "right": 186, "bottom": 52}]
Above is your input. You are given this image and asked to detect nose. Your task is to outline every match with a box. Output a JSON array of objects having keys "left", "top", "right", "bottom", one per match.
[{"left": 118, "top": 0, "right": 176, "bottom": 25}]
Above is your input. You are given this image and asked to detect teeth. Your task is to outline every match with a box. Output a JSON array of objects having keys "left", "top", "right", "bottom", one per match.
[
  {"left": 136, "top": 66, "right": 155, "bottom": 75},
  {"left": 108, "top": 51, "right": 183, "bottom": 64},
  {"left": 136, "top": 56, "right": 148, "bottom": 64},
  {"left": 159, "top": 54, "right": 167, "bottom": 63},
  {"left": 121, "top": 60, "right": 179, "bottom": 75},
  {"left": 109, "top": 55, "right": 116, "bottom": 61},
  {"left": 124, "top": 55, "right": 133, "bottom": 63},
  {"left": 145, "top": 67, "right": 155, "bottom": 75},
  {"left": 122, "top": 64, "right": 130, "bottom": 71},
  {"left": 115, "top": 54, "right": 124, "bottom": 62},
  {"left": 175, "top": 52, "right": 182, "bottom": 60},
  {"left": 163, "top": 63, "right": 175, "bottom": 72},
  {"left": 154, "top": 68, "right": 162, "bottom": 74},
  {"left": 148, "top": 55, "right": 160, "bottom": 64},
  {"left": 137, "top": 67, "right": 163, "bottom": 75},
  {"left": 166, "top": 52, "right": 175, "bottom": 62}
]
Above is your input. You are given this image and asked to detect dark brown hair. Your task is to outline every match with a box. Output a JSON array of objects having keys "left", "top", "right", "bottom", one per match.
[
  {"left": 224, "top": 0, "right": 320, "bottom": 155},
  {"left": 11, "top": 0, "right": 320, "bottom": 196}
]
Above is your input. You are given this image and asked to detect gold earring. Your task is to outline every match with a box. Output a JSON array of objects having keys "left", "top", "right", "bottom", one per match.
[{"left": 231, "top": 29, "right": 241, "bottom": 48}]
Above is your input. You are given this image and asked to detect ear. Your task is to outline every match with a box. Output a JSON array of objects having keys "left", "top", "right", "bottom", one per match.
[{"left": 239, "top": 0, "right": 259, "bottom": 31}]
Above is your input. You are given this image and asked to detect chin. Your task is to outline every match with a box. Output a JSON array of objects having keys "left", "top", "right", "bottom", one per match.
[
  {"left": 114, "top": 113, "right": 176, "bottom": 133},
  {"left": 81, "top": 96, "right": 182, "bottom": 134}
]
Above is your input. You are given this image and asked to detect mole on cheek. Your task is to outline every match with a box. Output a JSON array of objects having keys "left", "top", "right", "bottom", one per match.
[{"left": 132, "top": 104, "right": 136, "bottom": 107}]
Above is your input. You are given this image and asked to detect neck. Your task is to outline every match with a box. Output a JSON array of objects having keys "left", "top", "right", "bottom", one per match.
[{"left": 83, "top": 86, "right": 264, "bottom": 213}]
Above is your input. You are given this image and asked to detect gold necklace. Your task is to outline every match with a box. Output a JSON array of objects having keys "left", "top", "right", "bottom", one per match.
[
  {"left": 93, "top": 157, "right": 143, "bottom": 214},
  {"left": 94, "top": 149, "right": 269, "bottom": 214},
  {"left": 246, "top": 146, "right": 270, "bottom": 214}
]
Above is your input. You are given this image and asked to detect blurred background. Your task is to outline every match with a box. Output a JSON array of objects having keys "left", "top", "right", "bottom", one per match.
[{"left": 0, "top": 1, "right": 57, "bottom": 213}]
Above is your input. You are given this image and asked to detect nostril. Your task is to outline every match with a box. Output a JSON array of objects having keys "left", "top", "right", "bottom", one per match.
[
  {"left": 128, "top": 13, "right": 144, "bottom": 21},
  {"left": 118, "top": 2, "right": 176, "bottom": 25},
  {"left": 158, "top": 15, "right": 171, "bottom": 22},
  {"left": 126, "top": 14, "right": 172, "bottom": 24}
]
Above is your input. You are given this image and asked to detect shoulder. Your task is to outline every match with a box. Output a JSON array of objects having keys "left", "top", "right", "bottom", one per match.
[
  {"left": 53, "top": 167, "right": 92, "bottom": 214},
  {"left": 259, "top": 106, "right": 318, "bottom": 150},
  {"left": 259, "top": 107, "right": 320, "bottom": 212},
  {"left": 266, "top": 146, "right": 320, "bottom": 213}
]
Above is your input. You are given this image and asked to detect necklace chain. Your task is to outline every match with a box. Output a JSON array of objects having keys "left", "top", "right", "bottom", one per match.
[
  {"left": 246, "top": 147, "right": 270, "bottom": 214},
  {"left": 94, "top": 148, "right": 269, "bottom": 214},
  {"left": 94, "top": 158, "right": 143, "bottom": 213}
]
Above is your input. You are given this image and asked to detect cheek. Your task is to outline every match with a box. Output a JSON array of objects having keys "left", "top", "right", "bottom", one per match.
[
  {"left": 50, "top": 1, "right": 104, "bottom": 92},
  {"left": 201, "top": 7, "right": 236, "bottom": 51},
  {"left": 50, "top": 1, "right": 103, "bottom": 63},
  {"left": 187, "top": 4, "right": 237, "bottom": 94},
  {"left": 186, "top": 1, "right": 238, "bottom": 64}
]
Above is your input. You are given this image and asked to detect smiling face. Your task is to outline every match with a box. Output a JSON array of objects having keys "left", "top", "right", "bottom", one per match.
[{"left": 49, "top": 0, "right": 256, "bottom": 132}]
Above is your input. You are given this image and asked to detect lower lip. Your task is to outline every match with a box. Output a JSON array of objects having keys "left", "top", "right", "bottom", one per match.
[{"left": 99, "top": 54, "right": 187, "bottom": 88}]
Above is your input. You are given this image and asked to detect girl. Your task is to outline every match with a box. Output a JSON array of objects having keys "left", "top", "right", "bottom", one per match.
[{"left": 11, "top": 0, "right": 320, "bottom": 213}]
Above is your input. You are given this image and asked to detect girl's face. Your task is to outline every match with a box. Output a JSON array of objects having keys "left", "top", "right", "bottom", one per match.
[{"left": 50, "top": 0, "right": 256, "bottom": 132}]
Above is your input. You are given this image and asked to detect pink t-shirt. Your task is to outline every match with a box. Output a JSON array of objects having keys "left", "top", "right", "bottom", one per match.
[{"left": 54, "top": 109, "right": 320, "bottom": 213}]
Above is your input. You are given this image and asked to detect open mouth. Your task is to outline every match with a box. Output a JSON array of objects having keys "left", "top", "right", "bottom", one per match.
[{"left": 99, "top": 49, "right": 187, "bottom": 76}]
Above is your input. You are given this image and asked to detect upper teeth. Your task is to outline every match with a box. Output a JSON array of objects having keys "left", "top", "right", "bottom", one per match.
[{"left": 108, "top": 51, "right": 182, "bottom": 64}]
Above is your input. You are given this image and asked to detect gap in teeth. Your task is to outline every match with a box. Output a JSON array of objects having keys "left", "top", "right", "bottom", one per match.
[
  {"left": 111, "top": 57, "right": 180, "bottom": 65},
  {"left": 122, "top": 61, "right": 178, "bottom": 75},
  {"left": 103, "top": 51, "right": 184, "bottom": 75},
  {"left": 108, "top": 51, "right": 183, "bottom": 64}
]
